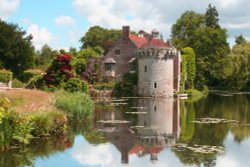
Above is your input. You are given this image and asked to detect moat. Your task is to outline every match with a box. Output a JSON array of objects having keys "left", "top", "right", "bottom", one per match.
[{"left": 1, "top": 92, "right": 250, "bottom": 167}]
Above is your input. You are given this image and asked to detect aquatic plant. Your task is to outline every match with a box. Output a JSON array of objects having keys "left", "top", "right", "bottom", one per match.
[{"left": 55, "top": 90, "right": 94, "bottom": 118}]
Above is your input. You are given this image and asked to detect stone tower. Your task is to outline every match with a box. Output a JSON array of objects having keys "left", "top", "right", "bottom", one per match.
[{"left": 137, "top": 38, "right": 181, "bottom": 97}]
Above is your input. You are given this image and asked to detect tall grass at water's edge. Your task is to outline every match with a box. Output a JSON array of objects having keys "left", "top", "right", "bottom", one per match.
[{"left": 55, "top": 90, "right": 94, "bottom": 118}]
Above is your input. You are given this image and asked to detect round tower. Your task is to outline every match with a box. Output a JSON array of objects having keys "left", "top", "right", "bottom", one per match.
[{"left": 137, "top": 46, "right": 179, "bottom": 97}]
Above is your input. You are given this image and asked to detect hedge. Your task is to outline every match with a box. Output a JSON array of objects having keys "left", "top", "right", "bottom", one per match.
[
  {"left": 0, "top": 70, "right": 12, "bottom": 83},
  {"left": 23, "top": 69, "right": 44, "bottom": 83}
]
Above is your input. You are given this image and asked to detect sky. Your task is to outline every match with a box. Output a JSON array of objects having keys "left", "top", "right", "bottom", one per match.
[{"left": 1, "top": 0, "right": 250, "bottom": 51}]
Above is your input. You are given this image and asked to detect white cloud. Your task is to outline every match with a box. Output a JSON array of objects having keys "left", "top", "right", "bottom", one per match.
[
  {"left": 55, "top": 16, "right": 75, "bottom": 26},
  {"left": 27, "top": 24, "right": 54, "bottom": 50},
  {"left": 72, "top": 0, "right": 250, "bottom": 43},
  {"left": 0, "top": 0, "right": 19, "bottom": 20},
  {"left": 72, "top": 0, "right": 168, "bottom": 38}
]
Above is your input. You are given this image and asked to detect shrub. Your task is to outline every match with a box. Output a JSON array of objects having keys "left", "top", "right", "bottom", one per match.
[
  {"left": 12, "top": 79, "right": 24, "bottom": 88},
  {"left": 23, "top": 69, "right": 44, "bottom": 83},
  {"left": 113, "top": 72, "right": 138, "bottom": 96},
  {"left": 44, "top": 54, "right": 74, "bottom": 87},
  {"left": 63, "top": 78, "right": 89, "bottom": 93},
  {"left": 93, "top": 82, "right": 115, "bottom": 90},
  {"left": 28, "top": 111, "right": 67, "bottom": 137},
  {"left": 0, "top": 70, "right": 12, "bottom": 83},
  {"left": 55, "top": 90, "right": 94, "bottom": 118},
  {"left": 26, "top": 75, "right": 46, "bottom": 90}
]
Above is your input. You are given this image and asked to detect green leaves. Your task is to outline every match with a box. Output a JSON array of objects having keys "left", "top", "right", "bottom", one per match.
[{"left": 0, "top": 20, "right": 35, "bottom": 78}]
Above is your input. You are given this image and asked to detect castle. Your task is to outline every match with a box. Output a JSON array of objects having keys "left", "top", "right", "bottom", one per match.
[{"left": 101, "top": 26, "right": 181, "bottom": 97}]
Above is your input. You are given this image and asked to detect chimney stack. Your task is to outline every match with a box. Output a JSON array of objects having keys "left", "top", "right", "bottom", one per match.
[{"left": 122, "top": 26, "right": 130, "bottom": 40}]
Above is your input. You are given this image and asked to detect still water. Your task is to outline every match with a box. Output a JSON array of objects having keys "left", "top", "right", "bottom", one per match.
[{"left": 1, "top": 93, "right": 250, "bottom": 167}]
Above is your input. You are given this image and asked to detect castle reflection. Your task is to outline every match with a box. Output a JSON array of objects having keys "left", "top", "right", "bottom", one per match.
[{"left": 94, "top": 98, "right": 180, "bottom": 164}]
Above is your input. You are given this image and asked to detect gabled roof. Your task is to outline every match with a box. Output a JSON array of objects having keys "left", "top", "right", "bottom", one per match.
[{"left": 129, "top": 34, "right": 148, "bottom": 48}]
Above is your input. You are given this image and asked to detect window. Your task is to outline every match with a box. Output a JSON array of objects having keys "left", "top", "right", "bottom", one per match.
[
  {"left": 154, "top": 82, "right": 157, "bottom": 88},
  {"left": 115, "top": 50, "right": 120, "bottom": 55},
  {"left": 144, "top": 66, "right": 147, "bottom": 72},
  {"left": 105, "top": 63, "right": 114, "bottom": 71},
  {"left": 129, "top": 62, "right": 136, "bottom": 72}
]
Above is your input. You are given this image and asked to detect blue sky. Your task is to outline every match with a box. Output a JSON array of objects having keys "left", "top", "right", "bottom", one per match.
[{"left": 1, "top": 0, "right": 250, "bottom": 51}]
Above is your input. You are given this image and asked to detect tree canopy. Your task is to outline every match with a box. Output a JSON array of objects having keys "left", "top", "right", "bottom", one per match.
[
  {"left": 171, "top": 4, "right": 230, "bottom": 89},
  {"left": 80, "top": 26, "right": 122, "bottom": 54},
  {"left": 0, "top": 20, "right": 35, "bottom": 78}
]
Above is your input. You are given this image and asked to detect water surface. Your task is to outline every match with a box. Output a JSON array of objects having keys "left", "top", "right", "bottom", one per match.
[{"left": 1, "top": 93, "right": 250, "bottom": 167}]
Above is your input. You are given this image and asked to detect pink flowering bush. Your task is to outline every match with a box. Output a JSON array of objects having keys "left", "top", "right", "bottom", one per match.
[{"left": 43, "top": 54, "right": 74, "bottom": 88}]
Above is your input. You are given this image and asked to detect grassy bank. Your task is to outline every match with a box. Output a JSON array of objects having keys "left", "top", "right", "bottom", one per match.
[{"left": 0, "top": 89, "right": 94, "bottom": 150}]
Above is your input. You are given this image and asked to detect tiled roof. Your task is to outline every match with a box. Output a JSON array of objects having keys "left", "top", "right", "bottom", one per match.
[
  {"left": 129, "top": 34, "right": 148, "bottom": 48},
  {"left": 142, "top": 38, "right": 170, "bottom": 49},
  {"left": 129, "top": 145, "right": 145, "bottom": 154}
]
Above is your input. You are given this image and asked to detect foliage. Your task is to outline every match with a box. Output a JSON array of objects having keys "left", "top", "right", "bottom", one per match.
[
  {"left": 55, "top": 90, "right": 94, "bottom": 118},
  {"left": 235, "top": 35, "right": 247, "bottom": 45},
  {"left": 0, "top": 70, "right": 12, "bottom": 83},
  {"left": 26, "top": 75, "right": 46, "bottom": 90},
  {"left": 22, "top": 69, "right": 44, "bottom": 83},
  {"left": 35, "top": 44, "right": 58, "bottom": 69},
  {"left": 205, "top": 4, "right": 219, "bottom": 28},
  {"left": 80, "top": 26, "right": 122, "bottom": 54},
  {"left": 72, "top": 58, "right": 87, "bottom": 76},
  {"left": 222, "top": 42, "right": 250, "bottom": 90},
  {"left": 63, "top": 78, "right": 89, "bottom": 93},
  {"left": 0, "top": 20, "right": 35, "bottom": 78},
  {"left": 93, "top": 82, "right": 115, "bottom": 90},
  {"left": 12, "top": 78, "right": 24, "bottom": 88},
  {"left": 76, "top": 48, "right": 100, "bottom": 59},
  {"left": 181, "top": 47, "right": 196, "bottom": 90},
  {"left": 82, "top": 69, "right": 99, "bottom": 84},
  {"left": 28, "top": 111, "right": 67, "bottom": 137},
  {"left": 114, "top": 72, "right": 138, "bottom": 97},
  {"left": 44, "top": 54, "right": 74, "bottom": 88},
  {"left": 171, "top": 5, "right": 230, "bottom": 89}
]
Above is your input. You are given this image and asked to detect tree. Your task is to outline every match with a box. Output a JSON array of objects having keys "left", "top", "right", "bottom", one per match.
[
  {"left": 235, "top": 35, "right": 247, "bottom": 45},
  {"left": 0, "top": 20, "right": 35, "bottom": 78},
  {"left": 171, "top": 5, "right": 230, "bottom": 89},
  {"left": 80, "top": 26, "right": 122, "bottom": 54},
  {"left": 205, "top": 4, "right": 219, "bottom": 28},
  {"left": 171, "top": 11, "right": 204, "bottom": 49},
  {"left": 222, "top": 42, "right": 250, "bottom": 90}
]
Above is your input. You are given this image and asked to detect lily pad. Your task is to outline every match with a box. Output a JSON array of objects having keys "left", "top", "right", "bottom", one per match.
[
  {"left": 98, "top": 120, "right": 130, "bottom": 124},
  {"left": 126, "top": 112, "right": 147, "bottom": 114},
  {"left": 191, "top": 118, "right": 239, "bottom": 124}
]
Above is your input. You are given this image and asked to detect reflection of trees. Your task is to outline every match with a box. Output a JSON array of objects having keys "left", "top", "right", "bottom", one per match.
[
  {"left": 179, "top": 101, "right": 195, "bottom": 142},
  {"left": 196, "top": 94, "right": 250, "bottom": 143},
  {"left": 173, "top": 94, "right": 250, "bottom": 166},
  {"left": 0, "top": 134, "right": 74, "bottom": 167}
]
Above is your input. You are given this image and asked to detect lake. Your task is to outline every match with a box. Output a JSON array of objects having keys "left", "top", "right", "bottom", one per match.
[{"left": 1, "top": 92, "right": 250, "bottom": 167}]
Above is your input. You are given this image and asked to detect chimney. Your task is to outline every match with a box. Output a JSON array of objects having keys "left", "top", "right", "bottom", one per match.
[{"left": 122, "top": 26, "right": 130, "bottom": 40}]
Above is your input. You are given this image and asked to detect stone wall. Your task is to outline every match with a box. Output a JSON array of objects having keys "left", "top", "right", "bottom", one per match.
[
  {"left": 137, "top": 50, "right": 175, "bottom": 97},
  {"left": 101, "top": 38, "right": 137, "bottom": 78}
]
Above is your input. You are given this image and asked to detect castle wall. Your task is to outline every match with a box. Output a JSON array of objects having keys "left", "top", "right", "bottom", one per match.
[{"left": 137, "top": 54, "right": 174, "bottom": 97}]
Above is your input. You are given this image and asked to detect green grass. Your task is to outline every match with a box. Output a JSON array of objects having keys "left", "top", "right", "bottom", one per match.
[{"left": 55, "top": 90, "right": 94, "bottom": 118}]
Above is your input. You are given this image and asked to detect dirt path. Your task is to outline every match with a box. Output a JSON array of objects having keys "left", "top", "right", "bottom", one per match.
[{"left": 0, "top": 89, "right": 58, "bottom": 113}]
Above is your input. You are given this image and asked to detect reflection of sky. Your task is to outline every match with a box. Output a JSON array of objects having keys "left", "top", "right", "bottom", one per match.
[
  {"left": 70, "top": 136, "right": 190, "bottom": 167},
  {"left": 34, "top": 132, "right": 250, "bottom": 167},
  {"left": 217, "top": 131, "right": 250, "bottom": 167}
]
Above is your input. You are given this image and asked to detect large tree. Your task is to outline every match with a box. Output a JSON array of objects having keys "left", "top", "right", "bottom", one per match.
[
  {"left": 0, "top": 20, "right": 35, "bottom": 78},
  {"left": 80, "top": 26, "right": 122, "bottom": 54},
  {"left": 171, "top": 5, "right": 229, "bottom": 89}
]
